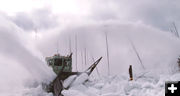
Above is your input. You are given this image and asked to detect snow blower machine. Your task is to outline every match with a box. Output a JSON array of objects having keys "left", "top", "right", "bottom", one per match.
[{"left": 44, "top": 53, "right": 102, "bottom": 96}]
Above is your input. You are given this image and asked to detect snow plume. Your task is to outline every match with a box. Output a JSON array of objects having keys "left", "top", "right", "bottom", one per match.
[
  {"left": 33, "top": 20, "right": 180, "bottom": 76},
  {"left": 0, "top": 15, "right": 55, "bottom": 96}
]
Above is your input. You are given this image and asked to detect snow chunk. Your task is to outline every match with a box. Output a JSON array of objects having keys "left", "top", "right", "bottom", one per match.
[
  {"left": 71, "top": 73, "right": 89, "bottom": 86},
  {"left": 62, "top": 89, "right": 88, "bottom": 96},
  {"left": 63, "top": 75, "right": 77, "bottom": 88}
]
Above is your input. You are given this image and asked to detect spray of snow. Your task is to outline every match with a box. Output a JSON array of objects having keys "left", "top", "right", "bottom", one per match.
[
  {"left": 0, "top": 15, "right": 55, "bottom": 96},
  {"left": 34, "top": 21, "right": 180, "bottom": 75}
]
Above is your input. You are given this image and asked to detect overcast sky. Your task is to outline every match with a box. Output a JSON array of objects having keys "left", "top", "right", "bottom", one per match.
[{"left": 0, "top": 0, "right": 179, "bottom": 31}]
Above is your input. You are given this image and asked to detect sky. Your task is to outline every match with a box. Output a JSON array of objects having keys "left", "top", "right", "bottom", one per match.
[
  {"left": 0, "top": 0, "right": 180, "bottom": 95},
  {"left": 0, "top": 0, "right": 180, "bottom": 31}
]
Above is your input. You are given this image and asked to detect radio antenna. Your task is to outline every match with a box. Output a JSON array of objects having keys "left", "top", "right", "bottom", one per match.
[
  {"left": 172, "top": 22, "right": 179, "bottom": 38},
  {"left": 105, "top": 31, "right": 110, "bottom": 76},
  {"left": 128, "top": 38, "right": 145, "bottom": 70},
  {"left": 69, "top": 36, "right": 72, "bottom": 53},
  {"left": 56, "top": 40, "right": 59, "bottom": 54},
  {"left": 75, "top": 34, "right": 78, "bottom": 71}
]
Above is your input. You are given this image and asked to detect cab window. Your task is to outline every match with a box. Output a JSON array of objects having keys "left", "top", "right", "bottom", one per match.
[{"left": 54, "top": 59, "right": 62, "bottom": 66}]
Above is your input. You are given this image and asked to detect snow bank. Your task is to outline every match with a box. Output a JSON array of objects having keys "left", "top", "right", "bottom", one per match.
[{"left": 62, "top": 71, "right": 178, "bottom": 96}]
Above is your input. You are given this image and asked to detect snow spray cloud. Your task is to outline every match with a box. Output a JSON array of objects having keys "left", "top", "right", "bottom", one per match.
[
  {"left": 0, "top": 15, "right": 55, "bottom": 95},
  {"left": 32, "top": 20, "right": 180, "bottom": 76},
  {"left": 3, "top": 0, "right": 180, "bottom": 76}
]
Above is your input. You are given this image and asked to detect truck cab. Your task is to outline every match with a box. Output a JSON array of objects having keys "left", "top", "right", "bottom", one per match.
[{"left": 45, "top": 53, "right": 72, "bottom": 74}]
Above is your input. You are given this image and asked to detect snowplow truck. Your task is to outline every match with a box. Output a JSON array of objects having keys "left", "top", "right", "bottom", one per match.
[
  {"left": 46, "top": 53, "right": 73, "bottom": 75},
  {"left": 45, "top": 53, "right": 102, "bottom": 96}
]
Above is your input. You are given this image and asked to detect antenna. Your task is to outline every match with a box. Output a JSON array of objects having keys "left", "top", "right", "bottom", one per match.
[
  {"left": 92, "top": 56, "right": 100, "bottom": 77},
  {"left": 172, "top": 22, "right": 179, "bottom": 38},
  {"left": 169, "top": 27, "right": 173, "bottom": 34},
  {"left": 69, "top": 36, "right": 72, "bottom": 53},
  {"left": 128, "top": 38, "right": 145, "bottom": 70},
  {"left": 81, "top": 51, "right": 84, "bottom": 71},
  {"left": 84, "top": 48, "right": 87, "bottom": 66},
  {"left": 105, "top": 31, "right": 110, "bottom": 76},
  {"left": 56, "top": 40, "right": 59, "bottom": 54},
  {"left": 75, "top": 34, "right": 78, "bottom": 71}
]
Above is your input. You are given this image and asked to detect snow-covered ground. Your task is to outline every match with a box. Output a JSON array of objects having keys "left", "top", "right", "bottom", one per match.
[
  {"left": 5, "top": 71, "right": 179, "bottom": 96},
  {"left": 61, "top": 72, "right": 180, "bottom": 96}
]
